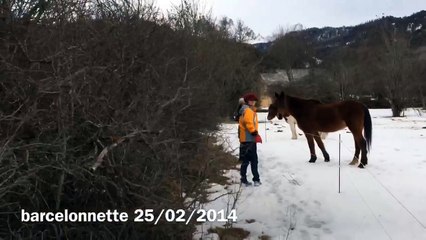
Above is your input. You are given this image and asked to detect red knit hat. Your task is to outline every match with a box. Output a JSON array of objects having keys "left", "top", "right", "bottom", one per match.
[{"left": 243, "top": 93, "right": 258, "bottom": 102}]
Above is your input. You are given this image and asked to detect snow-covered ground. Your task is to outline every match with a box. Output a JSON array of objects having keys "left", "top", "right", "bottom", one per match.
[{"left": 195, "top": 109, "right": 426, "bottom": 240}]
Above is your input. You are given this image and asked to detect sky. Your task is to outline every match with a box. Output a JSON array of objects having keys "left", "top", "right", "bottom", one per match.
[{"left": 156, "top": 0, "right": 426, "bottom": 40}]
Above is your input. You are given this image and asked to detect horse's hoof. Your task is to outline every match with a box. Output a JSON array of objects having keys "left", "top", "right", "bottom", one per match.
[
  {"left": 358, "top": 164, "right": 364, "bottom": 169},
  {"left": 309, "top": 156, "right": 317, "bottom": 163},
  {"left": 324, "top": 153, "right": 330, "bottom": 162},
  {"left": 309, "top": 160, "right": 316, "bottom": 163}
]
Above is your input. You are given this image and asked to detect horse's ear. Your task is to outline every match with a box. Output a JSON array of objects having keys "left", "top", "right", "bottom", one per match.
[{"left": 274, "top": 92, "right": 280, "bottom": 98}]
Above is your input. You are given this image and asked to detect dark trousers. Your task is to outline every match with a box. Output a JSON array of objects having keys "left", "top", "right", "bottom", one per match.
[{"left": 240, "top": 142, "right": 260, "bottom": 182}]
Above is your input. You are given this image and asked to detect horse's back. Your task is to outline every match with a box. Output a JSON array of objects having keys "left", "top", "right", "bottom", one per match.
[
  {"left": 318, "top": 100, "right": 365, "bottom": 117},
  {"left": 307, "top": 100, "right": 365, "bottom": 132},
  {"left": 337, "top": 100, "right": 366, "bottom": 119},
  {"left": 296, "top": 104, "right": 345, "bottom": 132}
]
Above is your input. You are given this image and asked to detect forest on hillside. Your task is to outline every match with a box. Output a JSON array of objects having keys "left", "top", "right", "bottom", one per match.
[{"left": 260, "top": 12, "right": 426, "bottom": 117}]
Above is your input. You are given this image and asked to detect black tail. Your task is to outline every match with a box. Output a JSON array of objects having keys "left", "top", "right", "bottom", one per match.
[{"left": 364, "top": 106, "right": 372, "bottom": 152}]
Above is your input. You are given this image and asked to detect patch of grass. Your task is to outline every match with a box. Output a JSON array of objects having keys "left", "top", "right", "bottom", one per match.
[
  {"left": 192, "top": 137, "right": 239, "bottom": 185},
  {"left": 208, "top": 227, "right": 250, "bottom": 240},
  {"left": 259, "top": 235, "right": 272, "bottom": 240},
  {"left": 184, "top": 136, "right": 240, "bottom": 203},
  {"left": 245, "top": 219, "right": 256, "bottom": 224}
]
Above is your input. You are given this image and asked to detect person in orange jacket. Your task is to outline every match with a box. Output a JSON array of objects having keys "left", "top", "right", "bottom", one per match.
[{"left": 238, "top": 93, "right": 262, "bottom": 186}]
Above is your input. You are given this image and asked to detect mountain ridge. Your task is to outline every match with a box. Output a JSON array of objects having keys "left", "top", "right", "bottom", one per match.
[{"left": 253, "top": 10, "right": 426, "bottom": 56}]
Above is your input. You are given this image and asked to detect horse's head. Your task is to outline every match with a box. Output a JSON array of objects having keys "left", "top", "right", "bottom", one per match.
[
  {"left": 267, "top": 91, "right": 290, "bottom": 120},
  {"left": 267, "top": 103, "right": 278, "bottom": 120}
]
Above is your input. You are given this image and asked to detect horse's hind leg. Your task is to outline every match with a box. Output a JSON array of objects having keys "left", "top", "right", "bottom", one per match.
[
  {"left": 359, "top": 136, "right": 368, "bottom": 168},
  {"left": 347, "top": 121, "right": 367, "bottom": 167},
  {"left": 305, "top": 133, "right": 317, "bottom": 163},
  {"left": 351, "top": 132, "right": 367, "bottom": 168},
  {"left": 313, "top": 133, "right": 330, "bottom": 162},
  {"left": 349, "top": 135, "right": 361, "bottom": 165}
]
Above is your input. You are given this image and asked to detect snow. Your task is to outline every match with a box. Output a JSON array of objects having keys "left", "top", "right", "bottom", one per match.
[
  {"left": 407, "top": 23, "right": 414, "bottom": 32},
  {"left": 194, "top": 109, "right": 426, "bottom": 240}
]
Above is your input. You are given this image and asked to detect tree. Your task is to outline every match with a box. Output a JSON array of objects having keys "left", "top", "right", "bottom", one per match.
[
  {"left": 323, "top": 47, "right": 360, "bottom": 100},
  {"left": 233, "top": 19, "right": 256, "bottom": 43},
  {"left": 266, "top": 26, "right": 313, "bottom": 81},
  {"left": 376, "top": 26, "right": 415, "bottom": 117},
  {"left": 412, "top": 57, "right": 426, "bottom": 109}
]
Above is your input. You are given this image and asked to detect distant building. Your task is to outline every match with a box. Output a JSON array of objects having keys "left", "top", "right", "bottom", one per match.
[{"left": 260, "top": 69, "right": 309, "bottom": 84}]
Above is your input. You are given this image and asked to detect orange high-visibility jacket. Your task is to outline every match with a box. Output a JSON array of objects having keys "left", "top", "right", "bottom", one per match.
[{"left": 238, "top": 105, "right": 258, "bottom": 142}]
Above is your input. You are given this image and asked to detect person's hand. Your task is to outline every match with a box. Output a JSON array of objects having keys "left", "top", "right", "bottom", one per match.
[
  {"left": 251, "top": 131, "right": 258, "bottom": 136},
  {"left": 255, "top": 135, "right": 263, "bottom": 143}
]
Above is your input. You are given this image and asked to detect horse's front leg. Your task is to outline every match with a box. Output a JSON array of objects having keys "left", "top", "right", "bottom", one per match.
[
  {"left": 313, "top": 133, "right": 330, "bottom": 162},
  {"left": 305, "top": 133, "right": 317, "bottom": 163}
]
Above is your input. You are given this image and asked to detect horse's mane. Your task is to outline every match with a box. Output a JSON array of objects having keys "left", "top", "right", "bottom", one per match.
[
  {"left": 307, "top": 99, "right": 322, "bottom": 104},
  {"left": 282, "top": 95, "right": 322, "bottom": 117},
  {"left": 286, "top": 95, "right": 322, "bottom": 105}
]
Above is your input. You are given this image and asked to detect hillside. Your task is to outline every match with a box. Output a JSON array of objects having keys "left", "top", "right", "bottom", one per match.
[{"left": 254, "top": 10, "right": 426, "bottom": 57}]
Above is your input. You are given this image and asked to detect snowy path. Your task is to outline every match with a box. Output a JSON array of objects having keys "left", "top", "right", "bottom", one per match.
[{"left": 196, "top": 109, "right": 426, "bottom": 240}]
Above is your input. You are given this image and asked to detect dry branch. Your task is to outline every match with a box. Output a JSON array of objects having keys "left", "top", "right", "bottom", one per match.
[{"left": 90, "top": 129, "right": 160, "bottom": 171}]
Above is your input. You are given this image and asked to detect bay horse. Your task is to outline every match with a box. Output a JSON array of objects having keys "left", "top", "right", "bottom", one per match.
[{"left": 268, "top": 91, "right": 372, "bottom": 168}]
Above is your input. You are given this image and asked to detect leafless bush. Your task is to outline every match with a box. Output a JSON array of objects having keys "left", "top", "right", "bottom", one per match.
[{"left": 0, "top": 0, "right": 260, "bottom": 239}]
